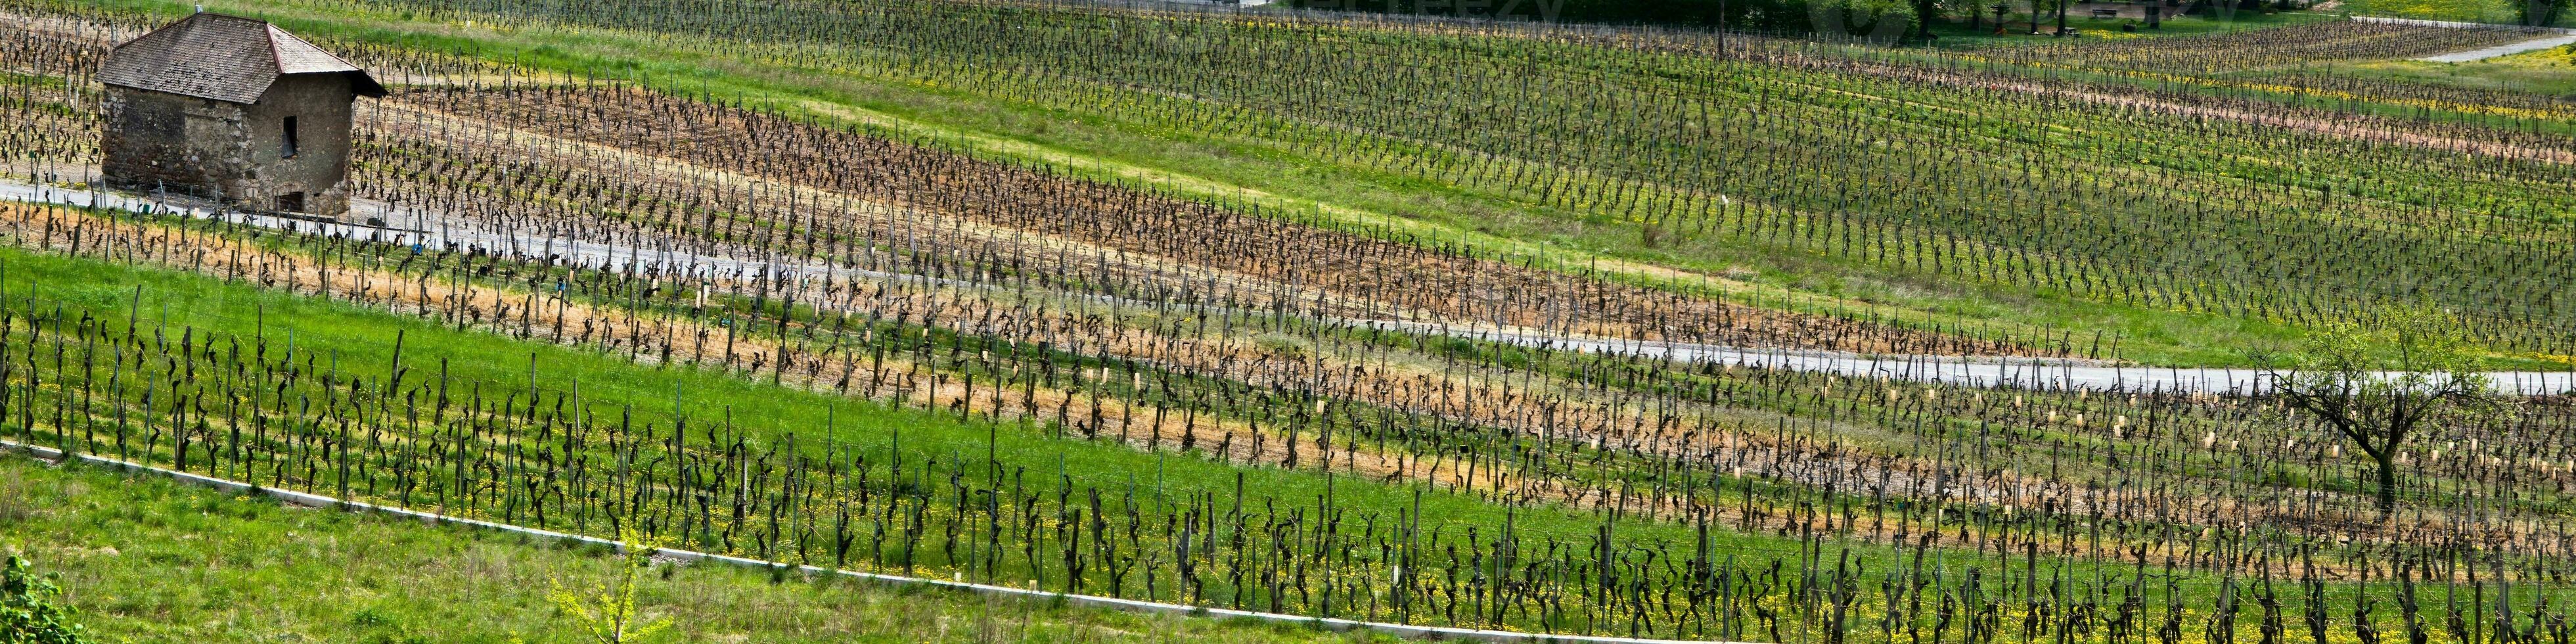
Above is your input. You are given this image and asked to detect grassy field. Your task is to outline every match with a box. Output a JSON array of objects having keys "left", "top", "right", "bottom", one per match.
[
  {"left": 5, "top": 1, "right": 2576, "bottom": 641},
  {"left": 2341, "top": 0, "right": 2575, "bottom": 25},
  {"left": 0, "top": 197, "right": 2564, "bottom": 639},
  {"left": 0, "top": 453, "right": 1396, "bottom": 643},
  {"left": 34, "top": 0, "right": 2576, "bottom": 369},
  {"left": 2307, "top": 43, "right": 2576, "bottom": 93},
  {"left": 1923, "top": 9, "right": 2338, "bottom": 44},
  {"left": 0, "top": 231, "right": 1765, "bottom": 562}
]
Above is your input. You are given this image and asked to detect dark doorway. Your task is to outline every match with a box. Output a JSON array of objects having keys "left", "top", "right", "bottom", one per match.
[{"left": 277, "top": 192, "right": 306, "bottom": 213}]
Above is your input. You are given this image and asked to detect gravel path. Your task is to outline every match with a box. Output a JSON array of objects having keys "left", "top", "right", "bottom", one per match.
[
  {"left": 2349, "top": 16, "right": 2576, "bottom": 61},
  {"left": 2418, "top": 34, "right": 2576, "bottom": 62},
  {"left": 8, "top": 180, "right": 2571, "bottom": 396}
]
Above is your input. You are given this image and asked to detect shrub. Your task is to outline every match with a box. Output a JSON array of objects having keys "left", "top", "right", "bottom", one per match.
[{"left": 1, "top": 555, "right": 88, "bottom": 644}]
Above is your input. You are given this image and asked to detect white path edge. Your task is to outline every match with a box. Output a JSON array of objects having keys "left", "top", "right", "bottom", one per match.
[
  {"left": 2416, "top": 34, "right": 2576, "bottom": 62},
  {"left": 5, "top": 181, "right": 2571, "bottom": 396},
  {"left": 0, "top": 439, "right": 1729, "bottom": 644},
  {"left": 2349, "top": 15, "right": 2576, "bottom": 61}
]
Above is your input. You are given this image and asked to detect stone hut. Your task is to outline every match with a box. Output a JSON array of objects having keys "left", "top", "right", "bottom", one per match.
[{"left": 99, "top": 12, "right": 385, "bottom": 218}]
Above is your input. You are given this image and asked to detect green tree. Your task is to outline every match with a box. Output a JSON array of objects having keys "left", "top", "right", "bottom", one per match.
[
  {"left": 1809, "top": 0, "right": 1917, "bottom": 41},
  {"left": 547, "top": 531, "right": 674, "bottom": 644},
  {"left": 1, "top": 555, "right": 89, "bottom": 644},
  {"left": 2521, "top": 0, "right": 2568, "bottom": 26},
  {"left": 2265, "top": 311, "right": 2493, "bottom": 518},
  {"left": 1911, "top": 0, "right": 1961, "bottom": 40}
]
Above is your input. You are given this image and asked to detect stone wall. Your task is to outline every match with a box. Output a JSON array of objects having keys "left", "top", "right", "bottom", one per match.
[
  {"left": 99, "top": 75, "right": 358, "bottom": 219},
  {"left": 99, "top": 87, "right": 249, "bottom": 199},
  {"left": 237, "top": 74, "right": 357, "bottom": 217}
]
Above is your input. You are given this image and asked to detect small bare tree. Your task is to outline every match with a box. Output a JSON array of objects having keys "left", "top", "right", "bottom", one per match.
[{"left": 2265, "top": 310, "right": 2493, "bottom": 518}]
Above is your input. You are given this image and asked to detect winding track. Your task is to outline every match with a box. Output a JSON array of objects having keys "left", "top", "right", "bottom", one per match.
[
  {"left": 2350, "top": 16, "right": 2576, "bottom": 62},
  {"left": 8, "top": 180, "right": 2570, "bottom": 396}
]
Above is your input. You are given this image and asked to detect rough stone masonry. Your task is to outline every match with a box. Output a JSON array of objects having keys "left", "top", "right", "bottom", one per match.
[{"left": 97, "top": 12, "right": 384, "bottom": 219}]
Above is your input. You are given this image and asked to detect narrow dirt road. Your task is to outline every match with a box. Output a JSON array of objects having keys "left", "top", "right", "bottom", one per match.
[{"left": 10, "top": 181, "right": 2569, "bottom": 396}]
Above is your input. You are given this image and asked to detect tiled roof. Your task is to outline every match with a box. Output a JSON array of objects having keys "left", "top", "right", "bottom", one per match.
[{"left": 100, "top": 12, "right": 386, "bottom": 104}]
